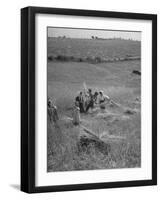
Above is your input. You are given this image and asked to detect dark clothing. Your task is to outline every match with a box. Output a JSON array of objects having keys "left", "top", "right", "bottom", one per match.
[
  {"left": 75, "top": 96, "right": 80, "bottom": 102},
  {"left": 86, "top": 93, "right": 94, "bottom": 112},
  {"left": 100, "top": 99, "right": 105, "bottom": 103},
  {"left": 79, "top": 102, "right": 84, "bottom": 113},
  {"left": 85, "top": 101, "right": 94, "bottom": 112},
  {"left": 99, "top": 100, "right": 106, "bottom": 109},
  {"left": 75, "top": 95, "right": 84, "bottom": 113}
]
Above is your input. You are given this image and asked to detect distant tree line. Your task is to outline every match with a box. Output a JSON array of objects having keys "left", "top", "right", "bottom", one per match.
[{"left": 91, "top": 36, "right": 139, "bottom": 41}]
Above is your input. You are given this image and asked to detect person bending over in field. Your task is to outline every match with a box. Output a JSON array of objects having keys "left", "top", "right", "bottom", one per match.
[
  {"left": 47, "top": 97, "right": 59, "bottom": 123},
  {"left": 98, "top": 91, "right": 111, "bottom": 110}
]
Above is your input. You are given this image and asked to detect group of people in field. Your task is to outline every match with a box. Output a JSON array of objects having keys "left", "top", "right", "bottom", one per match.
[
  {"left": 74, "top": 88, "right": 111, "bottom": 113},
  {"left": 47, "top": 86, "right": 112, "bottom": 126},
  {"left": 72, "top": 88, "right": 111, "bottom": 125}
]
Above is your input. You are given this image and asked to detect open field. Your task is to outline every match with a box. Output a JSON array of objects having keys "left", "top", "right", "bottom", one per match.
[
  {"left": 47, "top": 38, "right": 141, "bottom": 172},
  {"left": 48, "top": 37, "right": 141, "bottom": 61}
]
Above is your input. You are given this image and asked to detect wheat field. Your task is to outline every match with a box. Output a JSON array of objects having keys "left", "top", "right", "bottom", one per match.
[{"left": 47, "top": 38, "right": 141, "bottom": 172}]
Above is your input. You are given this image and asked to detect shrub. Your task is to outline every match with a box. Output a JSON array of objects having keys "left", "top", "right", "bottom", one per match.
[
  {"left": 86, "top": 56, "right": 93, "bottom": 62},
  {"left": 77, "top": 58, "right": 83, "bottom": 62},
  {"left": 48, "top": 55, "right": 54, "bottom": 61},
  {"left": 95, "top": 56, "right": 102, "bottom": 63},
  {"left": 55, "top": 55, "right": 68, "bottom": 61}
]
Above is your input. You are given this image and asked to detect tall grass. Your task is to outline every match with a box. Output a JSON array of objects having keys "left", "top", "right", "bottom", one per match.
[{"left": 47, "top": 108, "right": 141, "bottom": 172}]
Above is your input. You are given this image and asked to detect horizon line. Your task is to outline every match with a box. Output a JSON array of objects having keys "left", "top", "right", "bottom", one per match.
[{"left": 48, "top": 36, "right": 141, "bottom": 41}]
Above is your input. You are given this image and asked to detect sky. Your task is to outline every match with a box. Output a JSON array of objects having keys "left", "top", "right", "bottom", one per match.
[{"left": 48, "top": 27, "right": 141, "bottom": 41}]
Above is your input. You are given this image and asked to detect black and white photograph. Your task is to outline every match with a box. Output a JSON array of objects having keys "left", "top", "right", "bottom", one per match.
[
  {"left": 47, "top": 27, "right": 141, "bottom": 172},
  {"left": 20, "top": 6, "right": 157, "bottom": 193}
]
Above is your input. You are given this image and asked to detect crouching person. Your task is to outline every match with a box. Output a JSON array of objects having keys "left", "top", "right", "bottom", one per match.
[
  {"left": 73, "top": 101, "right": 80, "bottom": 126},
  {"left": 98, "top": 91, "right": 110, "bottom": 110}
]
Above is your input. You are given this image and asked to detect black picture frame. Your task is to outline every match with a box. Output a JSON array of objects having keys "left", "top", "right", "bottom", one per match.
[{"left": 21, "top": 6, "right": 157, "bottom": 193}]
